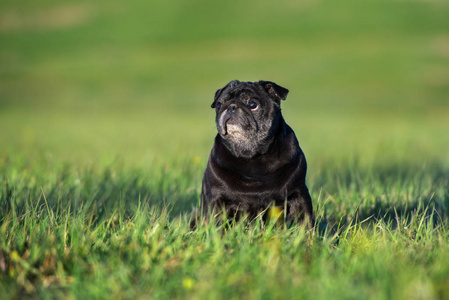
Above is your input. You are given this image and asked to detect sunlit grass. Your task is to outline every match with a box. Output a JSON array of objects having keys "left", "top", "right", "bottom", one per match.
[{"left": 1, "top": 154, "right": 448, "bottom": 298}]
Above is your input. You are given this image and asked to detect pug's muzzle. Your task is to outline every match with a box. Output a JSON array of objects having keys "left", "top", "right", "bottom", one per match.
[{"left": 217, "top": 102, "right": 256, "bottom": 138}]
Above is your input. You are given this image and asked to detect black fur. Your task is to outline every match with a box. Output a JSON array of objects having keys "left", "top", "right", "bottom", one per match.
[{"left": 195, "top": 80, "right": 313, "bottom": 226}]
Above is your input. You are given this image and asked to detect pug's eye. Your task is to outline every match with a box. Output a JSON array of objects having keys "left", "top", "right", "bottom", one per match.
[
  {"left": 216, "top": 103, "right": 222, "bottom": 110},
  {"left": 248, "top": 101, "right": 258, "bottom": 110}
]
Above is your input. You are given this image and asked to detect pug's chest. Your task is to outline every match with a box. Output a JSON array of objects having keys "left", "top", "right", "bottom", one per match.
[
  {"left": 217, "top": 159, "right": 298, "bottom": 188},
  {"left": 207, "top": 166, "right": 299, "bottom": 202}
]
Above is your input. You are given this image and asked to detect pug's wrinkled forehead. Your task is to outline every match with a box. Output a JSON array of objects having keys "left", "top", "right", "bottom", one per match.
[
  {"left": 212, "top": 80, "right": 289, "bottom": 108},
  {"left": 225, "top": 87, "right": 258, "bottom": 101}
]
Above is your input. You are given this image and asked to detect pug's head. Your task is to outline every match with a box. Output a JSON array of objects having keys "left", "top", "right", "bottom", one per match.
[{"left": 211, "top": 80, "right": 289, "bottom": 158}]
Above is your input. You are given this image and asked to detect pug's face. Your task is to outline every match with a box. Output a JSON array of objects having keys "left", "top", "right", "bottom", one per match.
[{"left": 211, "top": 80, "right": 289, "bottom": 158}]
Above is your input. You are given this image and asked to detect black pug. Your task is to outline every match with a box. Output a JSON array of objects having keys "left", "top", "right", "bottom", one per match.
[{"left": 194, "top": 80, "right": 313, "bottom": 227}]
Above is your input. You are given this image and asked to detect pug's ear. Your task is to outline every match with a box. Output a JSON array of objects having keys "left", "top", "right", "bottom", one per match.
[
  {"left": 211, "top": 80, "right": 240, "bottom": 108},
  {"left": 259, "top": 80, "right": 289, "bottom": 101},
  {"left": 211, "top": 88, "right": 224, "bottom": 108}
]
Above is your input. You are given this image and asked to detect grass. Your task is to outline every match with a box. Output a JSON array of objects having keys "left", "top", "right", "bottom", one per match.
[
  {"left": 1, "top": 0, "right": 449, "bottom": 298},
  {"left": 1, "top": 157, "right": 448, "bottom": 299}
]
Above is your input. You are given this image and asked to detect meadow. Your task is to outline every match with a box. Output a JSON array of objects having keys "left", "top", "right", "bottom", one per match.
[{"left": 1, "top": 0, "right": 449, "bottom": 298}]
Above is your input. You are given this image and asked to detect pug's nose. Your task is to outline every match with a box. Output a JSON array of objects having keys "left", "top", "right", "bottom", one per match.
[{"left": 228, "top": 104, "right": 238, "bottom": 113}]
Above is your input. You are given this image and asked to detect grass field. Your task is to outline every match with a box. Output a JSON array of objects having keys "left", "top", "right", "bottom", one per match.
[{"left": 1, "top": 0, "right": 449, "bottom": 298}]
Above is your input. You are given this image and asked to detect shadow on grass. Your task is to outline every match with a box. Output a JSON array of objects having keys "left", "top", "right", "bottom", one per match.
[
  {"left": 0, "top": 161, "right": 202, "bottom": 225},
  {"left": 1, "top": 159, "right": 448, "bottom": 229},
  {"left": 313, "top": 160, "right": 449, "bottom": 234}
]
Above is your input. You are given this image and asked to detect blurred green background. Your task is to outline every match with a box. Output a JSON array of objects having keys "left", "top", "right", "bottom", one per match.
[{"left": 1, "top": 0, "right": 448, "bottom": 169}]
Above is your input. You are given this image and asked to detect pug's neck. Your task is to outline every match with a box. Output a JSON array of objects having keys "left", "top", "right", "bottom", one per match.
[{"left": 218, "top": 136, "right": 265, "bottom": 159}]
